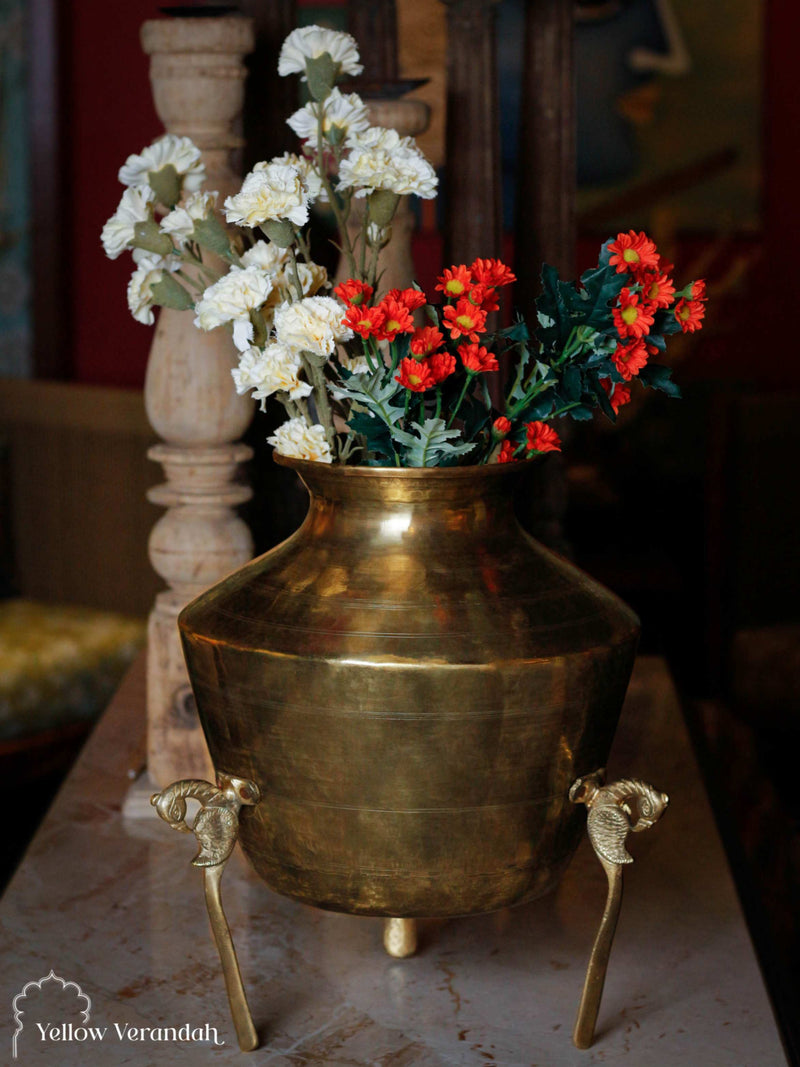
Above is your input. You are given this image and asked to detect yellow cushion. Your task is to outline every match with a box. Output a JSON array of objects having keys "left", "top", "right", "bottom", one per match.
[{"left": 0, "top": 599, "right": 145, "bottom": 740}]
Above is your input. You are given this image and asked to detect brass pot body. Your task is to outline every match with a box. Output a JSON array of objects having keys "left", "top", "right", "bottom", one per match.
[{"left": 179, "top": 458, "right": 639, "bottom": 917}]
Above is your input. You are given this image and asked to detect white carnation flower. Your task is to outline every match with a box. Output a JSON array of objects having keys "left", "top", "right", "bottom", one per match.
[
  {"left": 194, "top": 266, "right": 274, "bottom": 351},
  {"left": 232, "top": 342, "right": 313, "bottom": 408},
  {"left": 278, "top": 25, "right": 363, "bottom": 80},
  {"left": 338, "top": 127, "right": 438, "bottom": 199},
  {"left": 126, "top": 254, "right": 180, "bottom": 326},
  {"left": 224, "top": 161, "right": 311, "bottom": 228},
  {"left": 161, "top": 190, "right": 218, "bottom": 247},
  {"left": 118, "top": 134, "right": 206, "bottom": 193},
  {"left": 240, "top": 239, "right": 290, "bottom": 273},
  {"left": 267, "top": 416, "right": 333, "bottom": 463},
  {"left": 274, "top": 295, "right": 352, "bottom": 358},
  {"left": 287, "top": 88, "right": 370, "bottom": 148},
  {"left": 101, "top": 186, "right": 156, "bottom": 260},
  {"left": 265, "top": 152, "right": 326, "bottom": 203}
]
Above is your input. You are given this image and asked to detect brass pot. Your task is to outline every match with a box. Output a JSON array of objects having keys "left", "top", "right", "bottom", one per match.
[{"left": 179, "top": 457, "right": 639, "bottom": 918}]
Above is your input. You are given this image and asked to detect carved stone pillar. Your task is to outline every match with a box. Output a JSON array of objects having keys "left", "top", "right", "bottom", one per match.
[
  {"left": 141, "top": 16, "right": 256, "bottom": 787},
  {"left": 441, "top": 0, "right": 502, "bottom": 267}
]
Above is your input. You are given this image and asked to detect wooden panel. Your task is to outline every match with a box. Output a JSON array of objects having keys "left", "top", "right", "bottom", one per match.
[{"left": 0, "top": 379, "right": 161, "bottom": 616}]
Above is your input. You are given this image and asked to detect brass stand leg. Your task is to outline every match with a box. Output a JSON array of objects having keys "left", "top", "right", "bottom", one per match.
[
  {"left": 152, "top": 774, "right": 261, "bottom": 1052},
  {"left": 383, "top": 917, "right": 418, "bottom": 958},
  {"left": 569, "top": 772, "right": 669, "bottom": 1051}
]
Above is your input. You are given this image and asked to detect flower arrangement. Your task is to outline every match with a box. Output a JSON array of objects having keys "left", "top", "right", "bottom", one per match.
[{"left": 103, "top": 25, "right": 706, "bottom": 468}]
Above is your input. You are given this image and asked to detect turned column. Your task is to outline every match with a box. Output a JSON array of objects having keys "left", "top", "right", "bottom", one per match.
[{"left": 141, "top": 15, "right": 256, "bottom": 787}]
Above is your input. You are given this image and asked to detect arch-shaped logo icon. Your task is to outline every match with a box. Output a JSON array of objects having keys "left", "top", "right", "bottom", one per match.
[{"left": 11, "top": 971, "right": 91, "bottom": 1059}]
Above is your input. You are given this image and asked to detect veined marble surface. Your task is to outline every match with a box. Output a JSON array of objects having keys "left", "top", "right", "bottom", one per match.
[{"left": 0, "top": 657, "right": 787, "bottom": 1065}]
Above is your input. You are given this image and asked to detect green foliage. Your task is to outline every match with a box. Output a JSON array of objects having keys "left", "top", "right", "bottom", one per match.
[{"left": 393, "top": 418, "right": 475, "bottom": 467}]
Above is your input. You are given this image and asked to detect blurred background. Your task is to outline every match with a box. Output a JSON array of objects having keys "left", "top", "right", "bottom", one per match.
[{"left": 1, "top": 0, "right": 798, "bottom": 1056}]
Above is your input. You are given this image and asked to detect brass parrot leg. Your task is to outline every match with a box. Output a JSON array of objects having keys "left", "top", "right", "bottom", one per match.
[
  {"left": 569, "top": 771, "right": 669, "bottom": 1051},
  {"left": 151, "top": 774, "right": 261, "bottom": 1053},
  {"left": 383, "top": 917, "right": 418, "bottom": 958}
]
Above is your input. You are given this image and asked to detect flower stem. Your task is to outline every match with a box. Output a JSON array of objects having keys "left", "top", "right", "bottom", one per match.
[{"left": 447, "top": 373, "right": 474, "bottom": 429}]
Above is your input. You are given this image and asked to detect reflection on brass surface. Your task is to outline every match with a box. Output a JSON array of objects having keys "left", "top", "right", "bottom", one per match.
[
  {"left": 152, "top": 776, "right": 261, "bottom": 1052},
  {"left": 180, "top": 458, "right": 640, "bottom": 918},
  {"left": 570, "top": 771, "right": 669, "bottom": 1050},
  {"left": 384, "top": 917, "right": 418, "bottom": 958}
]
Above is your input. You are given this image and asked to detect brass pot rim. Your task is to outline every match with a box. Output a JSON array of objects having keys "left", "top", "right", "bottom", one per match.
[{"left": 274, "top": 453, "right": 533, "bottom": 482}]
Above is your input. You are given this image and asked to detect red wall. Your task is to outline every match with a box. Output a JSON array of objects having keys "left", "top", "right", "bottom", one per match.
[{"left": 69, "top": 1, "right": 160, "bottom": 387}]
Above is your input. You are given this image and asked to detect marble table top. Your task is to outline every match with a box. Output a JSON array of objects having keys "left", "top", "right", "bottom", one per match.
[{"left": 0, "top": 656, "right": 788, "bottom": 1066}]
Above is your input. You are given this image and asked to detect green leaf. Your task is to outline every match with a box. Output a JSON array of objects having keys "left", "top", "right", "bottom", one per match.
[
  {"left": 337, "top": 370, "right": 405, "bottom": 431},
  {"left": 638, "top": 363, "right": 682, "bottom": 398},
  {"left": 368, "top": 190, "right": 400, "bottom": 227},
  {"left": 260, "top": 219, "right": 295, "bottom": 247},
  {"left": 132, "top": 220, "right": 173, "bottom": 258},
  {"left": 397, "top": 417, "right": 475, "bottom": 468},
  {"left": 305, "top": 53, "right": 337, "bottom": 102},
  {"left": 150, "top": 273, "right": 194, "bottom": 311},
  {"left": 576, "top": 262, "right": 627, "bottom": 330},
  {"left": 347, "top": 409, "right": 395, "bottom": 461},
  {"left": 148, "top": 164, "right": 181, "bottom": 209},
  {"left": 192, "top": 216, "right": 232, "bottom": 258}
]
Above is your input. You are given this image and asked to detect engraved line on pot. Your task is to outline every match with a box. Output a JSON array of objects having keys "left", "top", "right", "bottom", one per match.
[
  {"left": 242, "top": 790, "right": 577, "bottom": 813},
  {"left": 190, "top": 605, "right": 610, "bottom": 640}
]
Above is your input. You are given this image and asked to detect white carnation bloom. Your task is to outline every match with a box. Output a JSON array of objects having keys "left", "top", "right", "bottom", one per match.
[
  {"left": 337, "top": 350, "right": 370, "bottom": 375},
  {"left": 161, "top": 190, "right": 218, "bottom": 247},
  {"left": 267, "top": 416, "right": 333, "bottom": 464},
  {"left": 232, "top": 342, "right": 313, "bottom": 408},
  {"left": 278, "top": 25, "right": 363, "bottom": 80},
  {"left": 101, "top": 186, "right": 156, "bottom": 259},
  {"left": 194, "top": 266, "right": 274, "bottom": 352},
  {"left": 274, "top": 295, "right": 352, "bottom": 358},
  {"left": 224, "top": 161, "right": 311, "bottom": 228},
  {"left": 338, "top": 127, "right": 438, "bottom": 199},
  {"left": 264, "top": 152, "right": 326, "bottom": 203},
  {"left": 287, "top": 88, "right": 370, "bottom": 148},
  {"left": 118, "top": 134, "right": 206, "bottom": 193},
  {"left": 240, "top": 239, "right": 290, "bottom": 273},
  {"left": 126, "top": 254, "right": 179, "bottom": 326}
]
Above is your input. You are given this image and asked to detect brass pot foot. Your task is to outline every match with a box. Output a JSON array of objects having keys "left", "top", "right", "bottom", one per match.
[
  {"left": 569, "top": 771, "right": 669, "bottom": 1051},
  {"left": 383, "top": 917, "right": 418, "bottom": 958},
  {"left": 152, "top": 774, "right": 261, "bottom": 1052}
]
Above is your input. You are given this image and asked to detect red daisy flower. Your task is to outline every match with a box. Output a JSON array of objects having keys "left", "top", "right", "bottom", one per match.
[
  {"left": 600, "top": 378, "right": 632, "bottom": 413},
  {"left": 435, "top": 265, "right": 473, "bottom": 300},
  {"left": 612, "top": 287, "right": 655, "bottom": 339},
  {"left": 611, "top": 339, "right": 649, "bottom": 381},
  {"left": 395, "top": 357, "right": 434, "bottom": 392},
  {"left": 497, "top": 439, "right": 518, "bottom": 463},
  {"left": 429, "top": 351, "right": 456, "bottom": 384},
  {"left": 458, "top": 342, "right": 499, "bottom": 374},
  {"left": 375, "top": 297, "right": 414, "bottom": 341},
  {"left": 334, "top": 278, "right": 374, "bottom": 306},
  {"left": 467, "top": 283, "right": 499, "bottom": 313},
  {"left": 690, "top": 279, "right": 707, "bottom": 301},
  {"left": 641, "top": 271, "right": 676, "bottom": 309},
  {"left": 492, "top": 416, "right": 511, "bottom": 438},
  {"left": 385, "top": 287, "right": 427, "bottom": 312},
  {"left": 470, "top": 258, "right": 516, "bottom": 288},
  {"left": 410, "top": 325, "right": 444, "bottom": 358},
  {"left": 607, "top": 230, "right": 660, "bottom": 276},
  {"left": 344, "top": 303, "right": 384, "bottom": 338},
  {"left": 443, "top": 299, "right": 488, "bottom": 341},
  {"left": 674, "top": 298, "right": 706, "bottom": 333},
  {"left": 525, "top": 421, "right": 562, "bottom": 454}
]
